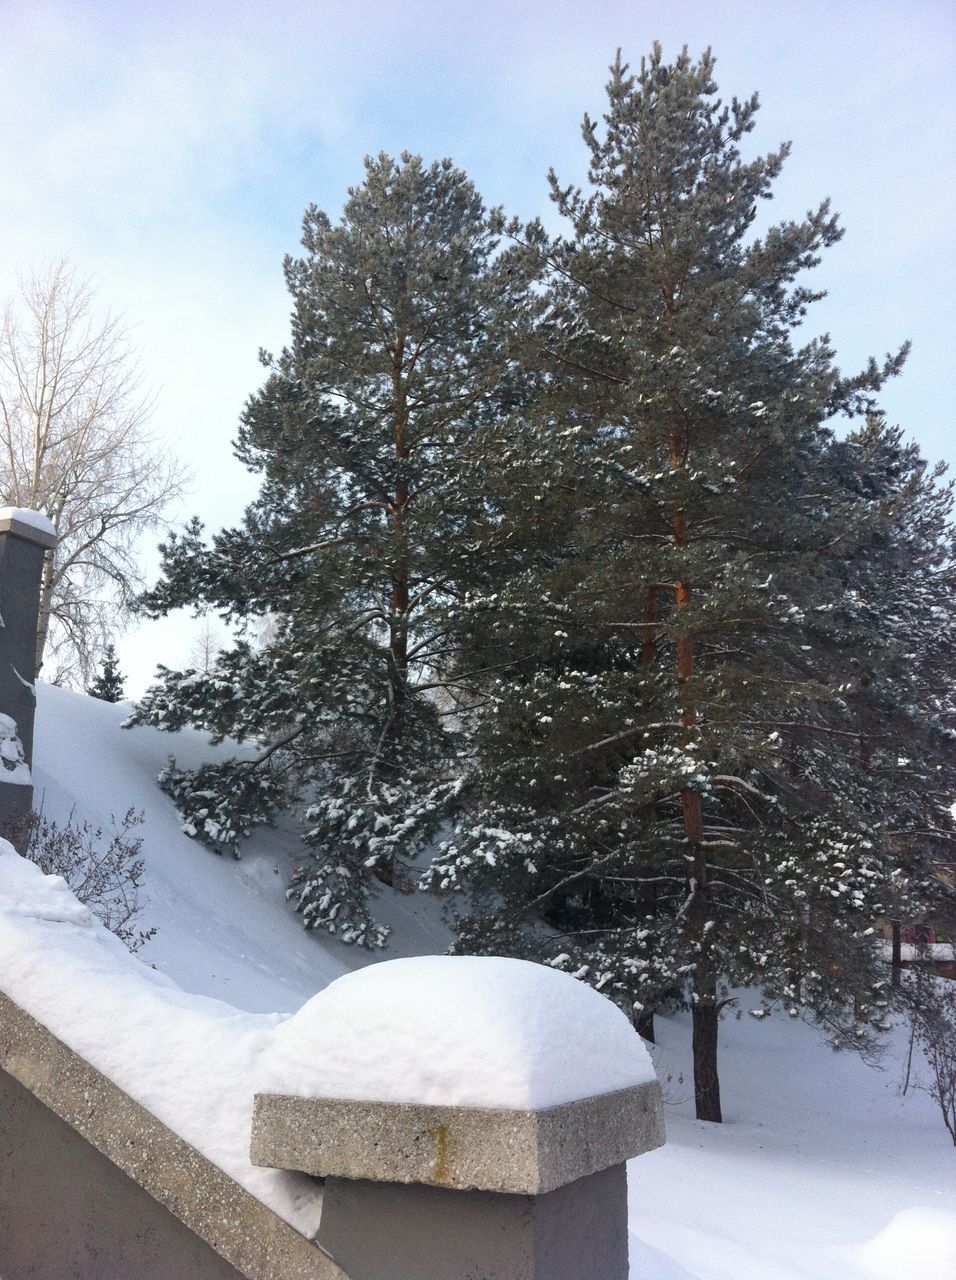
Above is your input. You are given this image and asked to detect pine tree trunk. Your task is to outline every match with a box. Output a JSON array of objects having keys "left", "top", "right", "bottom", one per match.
[
  {"left": 385, "top": 338, "right": 410, "bottom": 758},
  {"left": 671, "top": 420, "right": 723, "bottom": 1122},
  {"left": 374, "top": 340, "right": 411, "bottom": 888},
  {"left": 891, "top": 919, "right": 902, "bottom": 989},
  {"left": 685, "top": 823, "right": 723, "bottom": 1121},
  {"left": 635, "top": 584, "right": 658, "bottom": 1044},
  {"left": 634, "top": 1005, "right": 656, "bottom": 1043},
  {"left": 692, "top": 965, "right": 722, "bottom": 1122}
]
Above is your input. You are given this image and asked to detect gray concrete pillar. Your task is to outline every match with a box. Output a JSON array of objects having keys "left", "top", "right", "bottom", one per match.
[
  {"left": 251, "top": 1080, "right": 664, "bottom": 1280},
  {"left": 0, "top": 507, "right": 56, "bottom": 848},
  {"left": 316, "top": 1164, "right": 629, "bottom": 1280}
]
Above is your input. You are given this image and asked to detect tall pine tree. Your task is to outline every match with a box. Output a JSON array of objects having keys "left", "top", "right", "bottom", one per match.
[
  {"left": 128, "top": 153, "right": 537, "bottom": 945},
  {"left": 431, "top": 48, "right": 951, "bottom": 1121}
]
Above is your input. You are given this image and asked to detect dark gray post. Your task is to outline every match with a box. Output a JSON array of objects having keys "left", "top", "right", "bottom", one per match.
[
  {"left": 316, "top": 1165, "right": 629, "bottom": 1280},
  {"left": 0, "top": 507, "right": 56, "bottom": 849}
]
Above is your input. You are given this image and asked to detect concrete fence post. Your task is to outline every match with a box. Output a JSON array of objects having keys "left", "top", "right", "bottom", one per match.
[
  {"left": 0, "top": 507, "right": 57, "bottom": 849},
  {"left": 250, "top": 958, "right": 665, "bottom": 1280}
]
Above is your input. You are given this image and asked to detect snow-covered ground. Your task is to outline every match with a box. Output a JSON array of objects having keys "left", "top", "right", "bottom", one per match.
[
  {"left": 32, "top": 684, "right": 450, "bottom": 1011},
  {"left": 22, "top": 683, "right": 956, "bottom": 1279},
  {"left": 630, "top": 1006, "right": 955, "bottom": 1279}
]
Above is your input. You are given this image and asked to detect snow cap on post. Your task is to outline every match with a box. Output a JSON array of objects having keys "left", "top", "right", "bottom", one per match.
[
  {"left": 0, "top": 507, "right": 57, "bottom": 549},
  {"left": 251, "top": 955, "right": 664, "bottom": 1195}
]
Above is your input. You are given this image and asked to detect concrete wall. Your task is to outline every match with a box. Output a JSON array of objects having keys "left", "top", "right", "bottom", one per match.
[
  {"left": 0, "top": 1066, "right": 248, "bottom": 1280},
  {"left": 0, "top": 993, "right": 346, "bottom": 1280}
]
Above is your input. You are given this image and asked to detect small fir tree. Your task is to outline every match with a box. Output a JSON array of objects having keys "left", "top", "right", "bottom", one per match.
[{"left": 86, "top": 643, "right": 125, "bottom": 702}]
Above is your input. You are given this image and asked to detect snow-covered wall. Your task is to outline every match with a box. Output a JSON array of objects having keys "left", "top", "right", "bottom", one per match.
[
  {"left": 0, "top": 839, "right": 324, "bottom": 1239},
  {"left": 0, "top": 835, "right": 660, "bottom": 1280}
]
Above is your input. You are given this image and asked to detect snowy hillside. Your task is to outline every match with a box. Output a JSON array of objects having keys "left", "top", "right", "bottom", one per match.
[
  {"left": 33, "top": 683, "right": 451, "bottom": 1012},
  {"left": 28, "top": 683, "right": 956, "bottom": 1280}
]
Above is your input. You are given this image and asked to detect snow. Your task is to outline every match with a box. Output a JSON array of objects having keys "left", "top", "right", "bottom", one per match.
[
  {"left": 0, "top": 838, "right": 323, "bottom": 1237},
  {"left": 31, "top": 684, "right": 449, "bottom": 1011},
  {"left": 0, "top": 713, "right": 31, "bottom": 785},
  {"left": 268, "top": 955, "right": 655, "bottom": 1109},
  {"left": 0, "top": 850, "right": 89, "bottom": 924},
  {"left": 4, "top": 681, "right": 953, "bottom": 1277},
  {"left": 880, "top": 940, "right": 955, "bottom": 962},
  {"left": 0, "top": 506, "right": 56, "bottom": 537},
  {"left": 854, "top": 1207, "right": 956, "bottom": 1279},
  {"left": 631, "top": 1006, "right": 956, "bottom": 1280}
]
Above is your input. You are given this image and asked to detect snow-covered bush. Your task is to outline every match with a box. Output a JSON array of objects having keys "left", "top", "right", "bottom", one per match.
[
  {"left": 157, "top": 755, "right": 289, "bottom": 857},
  {"left": 9, "top": 807, "right": 155, "bottom": 952}
]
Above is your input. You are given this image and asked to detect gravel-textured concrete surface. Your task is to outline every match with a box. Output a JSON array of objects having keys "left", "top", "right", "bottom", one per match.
[
  {"left": 0, "top": 991, "right": 346, "bottom": 1280},
  {"left": 251, "top": 1080, "right": 664, "bottom": 1194}
]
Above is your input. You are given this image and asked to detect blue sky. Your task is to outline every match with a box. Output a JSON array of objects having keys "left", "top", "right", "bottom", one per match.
[{"left": 2, "top": 0, "right": 953, "bottom": 689}]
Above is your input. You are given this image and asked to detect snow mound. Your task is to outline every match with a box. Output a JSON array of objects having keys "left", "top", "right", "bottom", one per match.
[
  {"left": 856, "top": 1207, "right": 956, "bottom": 1279},
  {"left": 0, "top": 713, "right": 32, "bottom": 786},
  {"left": 267, "top": 954, "right": 656, "bottom": 1109},
  {"left": 0, "top": 842, "right": 92, "bottom": 923}
]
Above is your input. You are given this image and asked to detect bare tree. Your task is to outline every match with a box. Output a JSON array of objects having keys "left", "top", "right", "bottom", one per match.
[
  {"left": 189, "top": 617, "right": 227, "bottom": 674},
  {"left": 903, "top": 960, "right": 956, "bottom": 1147},
  {"left": 0, "top": 261, "right": 187, "bottom": 684}
]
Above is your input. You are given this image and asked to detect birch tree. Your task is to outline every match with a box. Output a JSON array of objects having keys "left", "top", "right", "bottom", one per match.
[{"left": 0, "top": 261, "right": 186, "bottom": 684}]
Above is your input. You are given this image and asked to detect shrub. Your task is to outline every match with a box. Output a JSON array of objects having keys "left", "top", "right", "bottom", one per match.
[
  {"left": 902, "top": 963, "right": 956, "bottom": 1146},
  {"left": 10, "top": 807, "right": 156, "bottom": 952}
]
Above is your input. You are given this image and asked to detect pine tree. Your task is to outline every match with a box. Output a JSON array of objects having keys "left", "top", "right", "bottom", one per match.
[
  {"left": 86, "top": 643, "right": 125, "bottom": 702},
  {"left": 430, "top": 48, "right": 950, "bottom": 1121},
  {"left": 829, "top": 419, "right": 956, "bottom": 979},
  {"left": 127, "top": 153, "right": 536, "bottom": 946}
]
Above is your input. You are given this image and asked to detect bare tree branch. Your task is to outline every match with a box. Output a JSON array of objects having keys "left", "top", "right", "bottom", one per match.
[{"left": 0, "top": 260, "right": 189, "bottom": 684}]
